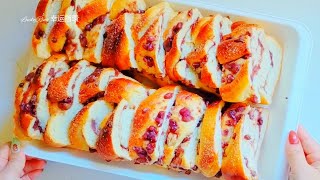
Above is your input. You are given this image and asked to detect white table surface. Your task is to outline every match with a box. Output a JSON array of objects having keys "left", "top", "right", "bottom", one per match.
[{"left": 0, "top": 0, "right": 319, "bottom": 179}]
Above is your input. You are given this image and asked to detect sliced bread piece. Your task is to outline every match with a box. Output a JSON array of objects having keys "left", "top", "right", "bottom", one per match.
[
  {"left": 14, "top": 71, "right": 36, "bottom": 140},
  {"left": 19, "top": 55, "right": 69, "bottom": 140},
  {"left": 102, "top": 13, "right": 140, "bottom": 70},
  {"left": 129, "top": 86, "right": 180, "bottom": 164},
  {"left": 32, "top": 0, "right": 63, "bottom": 58},
  {"left": 217, "top": 22, "right": 282, "bottom": 104},
  {"left": 164, "top": 9, "right": 202, "bottom": 82},
  {"left": 221, "top": 105, "right": 268, "bottom": 180},
  {"left": 160, "top": 90, "right": 206, "bottom": 173},
  {"left": 79, "top": 68, "right": 126, "bottom": 105},
  {"left": 44, "top": 60, "right": 95, "bottom": 147},
  {"left": 197, "top": 101, "right": 225, "bottom": 177},
  {"left": 134, "top": 3, "right": 175, "bottom": 78},
  {"left": 82, "top": 15, "right": 111, "bottom": 63},
  {"left": 97, "top": 79, "right": 150, "bottom": 161},
  {"left": 69, "top": 99, "right": 114, "bottom": 151}
]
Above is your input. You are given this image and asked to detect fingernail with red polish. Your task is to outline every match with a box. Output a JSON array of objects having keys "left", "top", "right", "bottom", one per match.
[
  {"left": 11, "top": 137, "right": 21, "bottom": 153},
  {"left": 289, "top": 131, "right": 300, "bottom": 144}
]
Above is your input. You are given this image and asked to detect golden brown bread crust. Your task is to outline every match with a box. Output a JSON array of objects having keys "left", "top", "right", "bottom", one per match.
[
  {"left": 35, "top": 0, "right": 49, "bottom": 18},
  {"left": 216, "top": 38, "right": 250, "bottom": 65},
  {"left": 104, "top": 78, "right": 142, "bottom": 104},
  {"left": 78, "top": 68, "right": 106, "bottom": 104},
  {"left": 109, "top": 0, "right": 146, "bottom": 20},
  {"left": 101, "top": 14, "right": 129, "bottom": 69},
  {"left": 47, "top": 64, "right": 78, "bottom": 103},
  {"left": 77, "top": 0, "right": 108, "bottom": 30},
  {"left": 96, "top": 113, "right": 120, "bottom": 161},
  {"left": 68, "top": 104, "right": 91, "bottom": 151},
  {"left": 129, "top": 86, "right": 180, "bottom": 164},
  {"left": 221, "top": 118, "right": 247, "bottom": 180},
  {"left": 220, "top": 60, "right": 251, "bottom": 103},
  {"left": 198, "top": 101, "right": 224, "bottom": 177},
  {"left": 14, "top": 79, "right": 32, "bottom": 140}
]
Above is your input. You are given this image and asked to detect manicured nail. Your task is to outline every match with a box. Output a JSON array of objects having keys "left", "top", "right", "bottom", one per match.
[
  {"left": 289, "top": 131, "right": 299, "bottom": 144},
  {"left": 11, "top": 138, "right": 21, "bottom": 153}
]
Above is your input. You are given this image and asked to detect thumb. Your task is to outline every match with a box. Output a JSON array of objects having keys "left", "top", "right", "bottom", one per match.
[
  {"left": 3, "top": 138, "right": 26, "bottom": 177},
  {"left": 286, "top": 131, "right": 309, "bottom": 179}
]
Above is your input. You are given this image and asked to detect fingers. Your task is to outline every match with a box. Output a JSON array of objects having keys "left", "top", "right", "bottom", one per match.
[
  {"left": 21, "top": 169, "right": 43, "bottom": 180},
  {"left": 0, "top": 143, "right": 10, "bottom": 171},
  {"left": 24, "top": 159, "right": 47, "bottom": 174},
  {"left": 297, "top": 125, "right": 320, "bottom": 155},
  {"left": 286, "top": 131, "right": 309, "bottom": 179},
  {"left": 3, "top": 138, "right": 26, "bottom": 176}
]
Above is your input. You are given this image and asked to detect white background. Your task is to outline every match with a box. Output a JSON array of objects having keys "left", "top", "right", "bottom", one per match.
[{"left": 0, "top": 0, "right": 319, "bottom": 179}]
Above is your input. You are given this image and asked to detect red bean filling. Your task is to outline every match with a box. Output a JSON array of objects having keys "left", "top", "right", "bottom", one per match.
[
  {"left": 225, "top": 62, "right": 240, "bottom": 74},
  {"left": 226, "top": 74, "right": 235, "bottom": 83},
  {"left": 244, "top": 135, "right": 251, "bottom": 140},
  {"left": 32, "top": 118, "right": 44, "bottom": 133},
  {"left": 182, "top": 136, "right": 190, "bottom": 143},
  {"left": 89, "top": 148, "right": 97, "bottom": 153},
  {"left": 142, "top": 126, "right": 158, "bottom": 143},
  {"left": 120, "top": 145, "right": 129, "bottom": 151},
  {"left": 164, "top": 93, "right": 173, "bottom": 99},
  {"left": 25, "top": 72, "right": 35, "bottom": 81},
  {"left": 70, "top": 0, "right": 75, "bottom": 6},
  {"left": 222, "top": 142, "right": 228, "bottom": 149},
  {"left": 91, "top": 119, "right": 100, "bottom": 136},
  {"left": 155, "top": 111, "right": 165, "bottom": 126},
  {"left": 187, "top": 10, "right": 193, "bottom": 17},
  {"left": 185, "top": 170, "right": 191, "bottom": 175},
  {"left": 269, "top": 51, "right": 274, "bottom": 67},
  {"left": 192, "top": 165, "right": 198, "bottom": 171},
  {"left": 18, "top": 83, "right": 24, "bottom": 87},
  {"left": 179, "top": 107, "right": 193, "bottom": 122},
  {"left": 80, "top": 33, "right": 88, "bottom": 48},
  {"left": 163, "top": 22, "right": 183, "bottom": 53},
  {"left": 58, "top": 97, "right": 73, "bottom": 110},
  {"left": 257, "top": 118, "right": 263, "bottom": 126},
  {"left": 146, "top": 143, "right": 156, "bottom": 154},
  {"left": 34, "top": 29, "right": 44, "bottom": 39},
  {"left": 143, "top": 36, "right": 155, "bottom": 51},
  {"left": 51, "top": 37, "right": 57, "bottom": 43},
  {"left": 250, "top": 95, "right": 259, "bottom": 103},
  {"left": 143, "top": 56, "right": 154, "bottom": 67},
  {"left": 169, "top": 119, "right": 178, "bottom": 133},
  {"left": 223, "top": 129, "right": 229, "bottom": 136},
  {"left": 232, "top": 133, "right": 237, "bottom": 139},
  {"left": 192, "top": 62, "right": 201, "bottom": 69},
  {"left": 20, "top": 94, "right": 37, "bottom": 116}
]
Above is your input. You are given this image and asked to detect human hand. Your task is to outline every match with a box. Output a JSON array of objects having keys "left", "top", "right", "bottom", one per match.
[
  {"left": 0, "top": 138, "right": 47, "bottom": 180},
  {"left": 286, "top": 125, "right": 320, "bottom": 180}
]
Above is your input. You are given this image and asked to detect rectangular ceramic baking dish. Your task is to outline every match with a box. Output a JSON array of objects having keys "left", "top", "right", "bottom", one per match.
[{"left": 14, "top": 0, "right": 313, "bottom": 179}]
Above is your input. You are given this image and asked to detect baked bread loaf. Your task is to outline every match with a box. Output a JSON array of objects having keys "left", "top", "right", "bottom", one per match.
[
  {"left": 161, "top": 90, "right": 206, "bottom": 173},
  {"left": 44, "top": 60, "right": 95, "bottom": 147},
  {"left": 164, "top": 9, "right": 202, "bottom": 82},
  {"left": 129, "top": 86, "right": 180, "bottom": 164},
  {"left": 97, "top": 78, "right": 151, "bottom": 161},
  {"left": 69, "top": 99, "right": 114, "bottom": 151},
  {"left": 18, "top": 55, "right": 69, "bottom": 140},
  {"left": 221, "top": 104, "right": 268, "bottom": 180},
  {"left": 217, "top": 22, "right": 282, "bottom": 104},
  {"left": 197, "top": 101, "right": 225, "bottom": 177}
]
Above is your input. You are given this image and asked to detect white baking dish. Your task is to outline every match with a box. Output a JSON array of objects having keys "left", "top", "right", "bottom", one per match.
[{"left": 6, "top": 0, "right": 313, "bottom": 179}]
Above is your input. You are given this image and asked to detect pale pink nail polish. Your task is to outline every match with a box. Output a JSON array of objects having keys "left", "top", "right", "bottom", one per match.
[{"left": 289, "top": 131, "right": 299, "bottom": 144}]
